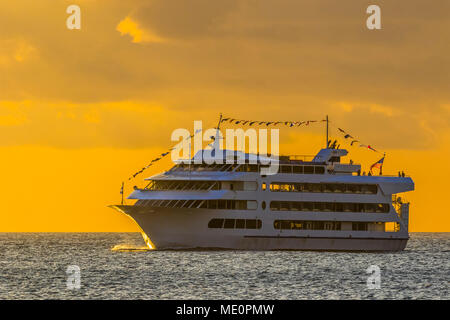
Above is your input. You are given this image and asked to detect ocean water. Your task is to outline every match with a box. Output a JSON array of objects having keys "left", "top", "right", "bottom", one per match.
[{"left": 0, "top": 232, "right": 448, "bottom": 300}]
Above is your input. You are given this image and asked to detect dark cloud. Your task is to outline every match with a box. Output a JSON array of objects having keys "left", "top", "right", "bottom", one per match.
[
  {"left": 0, "top": 0, "right": 448, "bottom": 149},
  {"left": 131, "top": 0, "right": 240, "bottom": 38}
]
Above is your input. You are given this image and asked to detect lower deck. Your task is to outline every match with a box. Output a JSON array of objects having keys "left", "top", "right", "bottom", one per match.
[{"left": 110, "top": 205, "right": 409, "bottom": 251}]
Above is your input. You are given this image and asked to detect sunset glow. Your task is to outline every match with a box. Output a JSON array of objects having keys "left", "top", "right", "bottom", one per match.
[{"left": 1, "top": 0, "right": 449, "bottom": 232}]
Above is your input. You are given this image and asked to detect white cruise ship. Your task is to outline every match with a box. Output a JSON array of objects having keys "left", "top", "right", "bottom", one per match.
[{"left": 110, "top": 124, "right": 414, "bottom": 251}]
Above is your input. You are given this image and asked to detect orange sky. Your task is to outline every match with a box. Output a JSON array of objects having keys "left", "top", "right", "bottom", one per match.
[{"left": 0, "top": 0, "right": 449, "bottom": 231}]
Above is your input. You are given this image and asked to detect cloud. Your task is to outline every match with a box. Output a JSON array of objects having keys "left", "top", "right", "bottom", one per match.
[
  {"left": 130, "top": 0, "right": 240, "bottom": 39},
  {"left": 0, "top": 100, "right": 217, "bottom": 148},
  {"left": 0, "top": 38, "right": 37, "bottom": 66},
  {"left": 0, "top": 0, "right": 448, "bottom": 150},
  {"left": 117, "top": 16, "right": 165, "bottom": 43}
]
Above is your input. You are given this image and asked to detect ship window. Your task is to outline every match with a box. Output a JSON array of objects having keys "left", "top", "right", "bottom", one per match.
[
  {"left": 280, "top": 220, "right": 291, "bottom": 230},
  {"left": 352, "top": 222, "right": 368, "bottom": 231},
  {"left": 274, "top": 220, "right": 281, "bottom": 229},
  {"left": 291, "top": 202, "right": 302, "bottom": 211},
  {"left": 270, "top": 201, "right": 280, "bottom": 210},
  {"left": 247, "top": 200, "right": 258, "bottom": 210},
  {"left": 303, "top": 202, "right": 313, "bottom": 211},
  {"left": 235, "top": 219, "right": 245, "bottom": 229},
  {"left": 262, "top": 201, "right": 266, "bottom": 210},
  {"left": 292, "top": 221, "right": 303, "bottom": 230},
  {"left": 280, "top": 202, "right": 290, "bottom": 211},
  {"left": 313, "top": 202, "right": 323, "bottom": 211},
  {"left": 280, "top": 165, "right": 292, "bottom": 173},
  {"left": 311, "top": 184, "right": 322, "bottom": 193},
  {"left": 248, "top": 164, "right": 258, "bottom": 172},
  {"left": 244, "top": 181, "right": 257, "bottom": 191},
  {"left": 304, "top": 166, "right": 314, "bottom": 174},
  {"left": 236, "top": 201, "right": 246, "bottom": 210},
  {"left": 269, "top": 201, "right": 388, "bottom": 213},
  {"left": 274, "top": 220, "right": 342, "bottom": 231},
  {"left": 162, "top": 200, "right": 171, "bottom": 207},
  {"left": 224, "top": 219, "right": 235, "bottom": 229},
  {"left": 343, "top": 203, "right": 354, "bottom": 212},
  {"left": 208, "top": 200, "right": 218, "bottom": 209},
  {"left": 246, "top": 219, "right": 257, "bottom": 229},
  {"left": 368, "top": 185, "right": 378, "bottom": 194},
  {"left": 185, "top": 200, "right": 195, "bottom": 208},
  {"left": 262, "top": 183, "right": 267, "bottom": 191},
  {"left": 314, "top": 221, "right": 325, "bottom": 230},
  {"left": 301, "top": 183, "right": 309, "bottom": 192},
  {"left": 329, "top": 156, "right": 340, "bottom": 163},
  {"left": 192, "top": 200, "right": 202, "bottom": 208},
  {"left": 208, "top": 219, "right": 224, "bottom": 228},
  {"left": 257, "top": 220, "right": 262, "bottom": 229},
  {"left": 218, "top": 200, "right": 227, "bottom": 209},
  {"left": 293, "top": 166, "right": 303, "bottom": 174},
  {"left": 314, "top": 166, "right": 325, "bottom": 174},
  {"left": 347, "top": 184, "right": 359, "bottom": 193},
  {"left": 267, "top": 182, "right": 377, "bottom": 194},
  {"left": 360, "top": 185, "right": 373, "bottom": 194}
]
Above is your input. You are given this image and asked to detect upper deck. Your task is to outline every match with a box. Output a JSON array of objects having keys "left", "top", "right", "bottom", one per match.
[{"left": 133, "top": 147, "right": 414, "bottom": 199}]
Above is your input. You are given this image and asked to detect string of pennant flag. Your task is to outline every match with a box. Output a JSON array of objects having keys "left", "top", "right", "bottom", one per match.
[
  {"left": 335, "top": 126, "right": 382, "bottom": 154},
  {"left": 221, "top": 117, "right": 326, "bottom": 127},
  {"left": 126, "top": 116, "right": 383, "bottom": 184},
  {"left": 126, "top": 117, "right": 326, "bottom": 181},
  {"left": 127, "top": 128, "right": 203, "bottom": 181}
]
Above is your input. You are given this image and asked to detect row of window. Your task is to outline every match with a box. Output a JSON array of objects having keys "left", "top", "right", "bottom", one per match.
[
  {"left": 136, "top": 199, "right": 205, "bottom": 208},
  {"left": 145, "top": 180, "right": 220, "bottom": 191},
  {"left": 274, "top": 220, "right": 371, "bottom": 231},
  {"left": 171, "top": 163, "right": 237, "bottom": 172},
  {"left": 209, "top": 219, "right": 396, "bottom": 232},
  {"left": 136, "top": 199, "right": 257, "bottom": 210},
  {"left": 170, "top": 163, "right": 326, "bottom": 174},
  {"left": 200, "top": 200, "right": 257, "bottom": 210},
  {"left": 235, "top": 164, "right": 325, "bottom": 174},
  {"left": 208, "top": 219, "right": 262, "bottom": 229},
  {"left": 270, "top": 201, "right": 390, "bottom": 213},
  {"left": 137, "top": 199, "right": 389, "bottom": 213},
  {"left": 144, "top": 180, "right": 377, "bottom": 194},
  {"left": 268, "top": 183, "right": 377, "bottom": 194}
]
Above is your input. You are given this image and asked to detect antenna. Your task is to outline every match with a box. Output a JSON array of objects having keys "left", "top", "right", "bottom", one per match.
[
  {"left": 189, "top": 139, "right": 191, "bottom": 174},
  {"left": 326, "top": 115, "right": 329, "bottom": 148},
  {"left": 120, "top": 181, "right": 124, "bottom": 205}
]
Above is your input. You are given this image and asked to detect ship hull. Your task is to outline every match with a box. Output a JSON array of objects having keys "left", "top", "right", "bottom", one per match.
[{"left": 111, "top": 205, "right": 408, "bottom": 252}]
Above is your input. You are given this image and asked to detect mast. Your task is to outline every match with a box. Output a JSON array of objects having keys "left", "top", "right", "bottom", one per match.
[
  {"left": 212, "top": 113, "right": 223, "bottom": 154},
  {"left": 216, "top": 113, "right": 223, "bottom": 131},
  {"left": 326, "top": 115, "right": 329, "bottom": 148}
]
